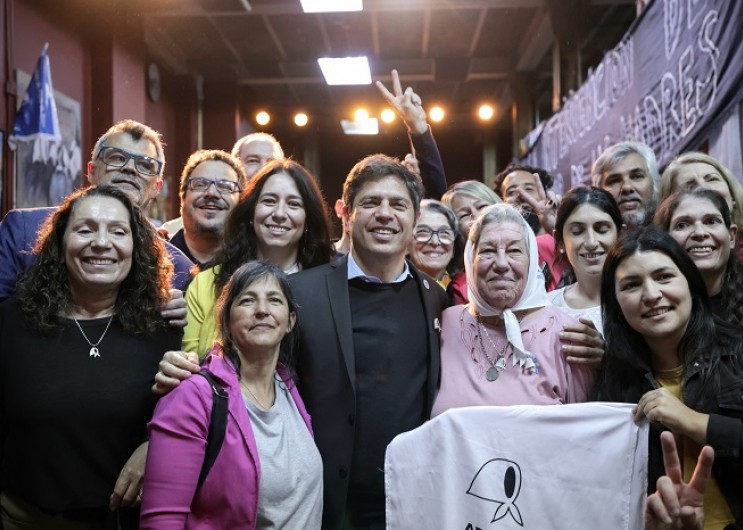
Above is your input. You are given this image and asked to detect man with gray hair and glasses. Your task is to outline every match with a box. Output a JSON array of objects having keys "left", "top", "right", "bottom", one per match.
[{"left": 0, "top": 119, "right": 193, "bottom": 299}]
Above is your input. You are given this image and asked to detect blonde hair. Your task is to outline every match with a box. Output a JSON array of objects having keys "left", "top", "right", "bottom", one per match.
[
  {"left": 441, "top": 180, "right": 502, "bottom": 209},
  {"left": 660, "top": 152, "right": 743, "bottom": 228}
]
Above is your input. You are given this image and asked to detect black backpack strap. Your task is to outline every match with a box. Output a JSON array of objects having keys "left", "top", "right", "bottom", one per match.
[{"left": 194, "top": 370, "right": 228, "bottom": 495}]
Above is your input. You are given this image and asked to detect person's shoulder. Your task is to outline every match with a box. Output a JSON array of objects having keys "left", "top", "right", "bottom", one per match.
[
  {"left": 1, "top": 206, "right": 55, "bottom": 226},
  {"left": 291, "top": 259, "right": 344, "bottom": 284},
  {"left": 536, "top": 303, "right": 579, "bottom": 326},
  {"left": 0, "top": 295, "right": 22, "bottom": 318},
  {"left": 546, "top": 286, "right": 566, "bottom": 305},
  {"left": 442, "top": 304, "right": 468, "bottom": 322}
]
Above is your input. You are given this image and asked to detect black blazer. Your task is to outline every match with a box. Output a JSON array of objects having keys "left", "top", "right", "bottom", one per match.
[{"left": 288, "top": 255, "right": 449, "bottom": 530}]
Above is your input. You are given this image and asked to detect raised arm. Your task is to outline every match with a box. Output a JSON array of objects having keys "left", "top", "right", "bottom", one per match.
[{"left": 376, "top": 69, "right": 446, "bottom": 199}]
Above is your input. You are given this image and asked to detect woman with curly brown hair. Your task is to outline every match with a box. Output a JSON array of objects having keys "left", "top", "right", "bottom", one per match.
[
  {"left": 183, "top": 158, "right": 334, "bottom": 358},
  {"left": 0, "top": 185, "right": 182, "bottom": 529}
]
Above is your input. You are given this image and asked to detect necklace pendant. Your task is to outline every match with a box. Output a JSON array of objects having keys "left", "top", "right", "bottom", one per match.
[
  {"left": 486, "top": 366, "right": 500, "bottom": 381},
  {"left": 89, "top": 346, "right": 100, "bottom": 358}
]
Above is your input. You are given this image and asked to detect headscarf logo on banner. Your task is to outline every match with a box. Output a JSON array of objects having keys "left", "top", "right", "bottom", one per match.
[{"left": 466, "top": 458, "right": 524, "bottom": 526}]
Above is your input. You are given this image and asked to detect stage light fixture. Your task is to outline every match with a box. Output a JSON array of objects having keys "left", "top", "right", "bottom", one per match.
[
  {"left": 380, "top": 109, "right": 396, "bottom": 123},
  {"left": 256, "top": 111, "right": 270, "bottom": 126},
  {"left": 478, "top": 104, "right": 495, "bottom": 121},
  {"left": 429, "top": 106, "right": 445, "bottom": 122},
  {"left": 294, "top": 113, "right": 309, "bottom": 127}
]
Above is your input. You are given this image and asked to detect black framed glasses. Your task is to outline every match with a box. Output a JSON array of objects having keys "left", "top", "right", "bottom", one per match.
[
  {"left": 96, "top": 146, "right": 163, "bottom": 176},
  {"left": 187, "top": 177, "right": 241, "bottom": 194},
  {"left": 414, "top": 227, "right": 455, "bottom": 245}
]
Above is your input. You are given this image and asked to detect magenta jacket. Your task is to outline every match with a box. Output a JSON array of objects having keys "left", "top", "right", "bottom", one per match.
[{"left": 140, "top": 350, "right": 314, "bottom": 530}]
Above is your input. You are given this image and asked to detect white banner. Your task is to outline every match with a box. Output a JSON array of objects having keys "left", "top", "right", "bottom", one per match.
[{"left": 386, "top": 403, "right": 648, "bottom": 530}]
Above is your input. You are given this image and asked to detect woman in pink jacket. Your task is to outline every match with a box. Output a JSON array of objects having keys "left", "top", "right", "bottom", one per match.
[{"left": 140, "top": 261, "right": 323, "bottom": 529}]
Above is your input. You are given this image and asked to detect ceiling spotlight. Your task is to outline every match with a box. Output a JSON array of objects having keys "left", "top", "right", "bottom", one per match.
[
  {"left": 478, "top": 104, "right": 495, "bottom": 121},
  {"left": 301, "top": 0, "right": 362, "bottom": 13},
  {"left": 380, "top": 109, "right": 396, "bottom": 123},
  {"left": 341, "top": 118, "right": 379, "bottom": 135},
  {"left": 294, "top": 113, "right": 309, "bottom": 127},
  {"left": 429, "top": 106, "right": 445, "bottom": 123},
  {"left": 318, "top": 57, "right": 372, "bottom": 86},
  {"left": 354, "top": 108, "right": 370, "bottom": 121},
  {"left": 256, "top": 111, "right": 270, "bottom": 126}
]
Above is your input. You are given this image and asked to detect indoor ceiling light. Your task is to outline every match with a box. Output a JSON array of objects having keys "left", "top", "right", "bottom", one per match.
[
  {"left": 300, "top": 0, "right": 362, "bottom": 13},
  {"left": 478, "top": 104, "right": 495, "bottom": 121},
  {"left": 340, "top": 117, "right": 379, "bottom": 135},
  {"left": 255, "top": 111, "right": 270, "bottom": 126},
  {"left": 318, "top": 57, "right": 371, "bottom": 85},
  {"left": 294, "top": 113, "right": 309, "bottom": 127},
  {"left": 380, "top": 109, "right": 396, "bottom": 123},
  {"left": 429, "top": 106, "right": 445, "bottom": 122}
]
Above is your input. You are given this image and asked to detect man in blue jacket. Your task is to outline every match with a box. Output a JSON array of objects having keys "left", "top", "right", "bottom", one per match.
[{"left": 0, "top": 119, "right": 193, "bottom": 300}]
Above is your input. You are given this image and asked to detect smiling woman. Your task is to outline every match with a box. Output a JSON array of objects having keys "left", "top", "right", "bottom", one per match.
[
  {"left": 431, "top": 204, "right": 597, "bottom": 417},
  {"left": 0, "top": 186, "right": 181, "bottom": 529},
  {"left": 654, "top": 189, "right": 743, "bottom": 328},
  {"left": 595, "top": 227, "right": 743, "bottom": 527},
  {"left": 142, "top": 261, "right": 323, "bottom": 529},
  {"left": 182, "top": 158, "right": 334, "bottom": 358},
  {"left": 408, "top": 199, "right": 457, "bottom": 288},
  {"left": 548, "top": 187, "right": 623, "bottom": 334}
]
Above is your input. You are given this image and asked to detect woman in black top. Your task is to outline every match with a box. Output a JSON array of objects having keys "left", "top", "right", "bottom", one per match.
[
  {"left": 596, "top": 227, "right": 743, "bottom": 528},
  {"left": 0, "top": 186, "right": 180, "bottom": 529}
]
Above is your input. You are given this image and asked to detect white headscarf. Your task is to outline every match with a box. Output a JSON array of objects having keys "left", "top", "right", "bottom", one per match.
[{"left": 464, "top": 204, "right": 548, "bottom": 369}]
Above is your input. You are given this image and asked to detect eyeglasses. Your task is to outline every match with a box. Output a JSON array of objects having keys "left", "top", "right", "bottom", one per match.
[
  {"left": 187, "top": 177, "right": 241, "bottom": 194},
  {"left": 414, "top": 227, "right": 455, "bottom": 245},
  {"left": 96, "top": 146, "right": 163, "bottom": 176}
]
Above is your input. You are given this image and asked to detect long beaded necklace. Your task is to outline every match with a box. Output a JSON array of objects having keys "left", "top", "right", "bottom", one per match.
[
  {"left": 475, "top": 315, "right": 509, "bottom": 381},
  {"left": 73, "top": 315, "right": 114, "bottom": 358}
]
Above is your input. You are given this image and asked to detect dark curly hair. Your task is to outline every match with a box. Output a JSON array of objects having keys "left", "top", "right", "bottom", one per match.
[
  {"left": 16, "top": 185, "right": 172, "bottom": 335},
  {"left": 213, "top": 158, "right": 333, "bottom": 295},
  {"left": 653, "top": 188, "right": 743, "bottom": 328},
  {"left": 215, "top": 260, "right": 298, "bottom": 381},
  {"left": 493, "top": 163, "right": 554, "bottom": 199}
]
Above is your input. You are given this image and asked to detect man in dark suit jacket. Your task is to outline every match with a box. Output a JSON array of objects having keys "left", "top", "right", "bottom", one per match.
[
  {"left": 289, "top": 154, "right": 449, "bottom": 530},
  {"left": 0, "top": 119, "right": 193, "bottom": 300}
]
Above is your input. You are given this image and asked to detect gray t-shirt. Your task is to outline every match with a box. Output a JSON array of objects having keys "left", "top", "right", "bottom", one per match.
[{"left": 244, "top": 380, "right": 323, "bottom": 530}]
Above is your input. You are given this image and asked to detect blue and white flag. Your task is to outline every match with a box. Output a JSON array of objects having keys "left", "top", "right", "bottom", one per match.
[{"left": 8, "top": 43, "right": 61, "bottom": 162}]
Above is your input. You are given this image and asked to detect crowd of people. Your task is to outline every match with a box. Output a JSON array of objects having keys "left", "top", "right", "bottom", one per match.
[{"left": 0, "top": 68, "right": 741, "bottom": 530}]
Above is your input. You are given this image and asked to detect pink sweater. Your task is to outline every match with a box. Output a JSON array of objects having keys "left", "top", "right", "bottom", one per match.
[{"left": 431, "top": 305, "right": 597, "bottom": 417}]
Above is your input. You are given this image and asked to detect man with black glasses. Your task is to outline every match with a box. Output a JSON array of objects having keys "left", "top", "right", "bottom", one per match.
[
  {"left": 168, "top": 150, "right": 247, "bottom": 267},
  {"left": 0, "top": 119, "right": 194, "bottom": 299}
]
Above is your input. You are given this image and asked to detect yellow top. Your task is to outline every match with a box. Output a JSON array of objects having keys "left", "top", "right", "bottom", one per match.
[
  {"left": 182, "top": 266, "right": 220, "bottom": 359},
  {"left": 656, "top": 366, "right": 734, "bottom": 530}
]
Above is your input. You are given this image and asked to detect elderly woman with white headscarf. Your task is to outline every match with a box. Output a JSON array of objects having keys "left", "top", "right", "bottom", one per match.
[{"left": 431, "top": 204, "right": 597, "bottom": 417}]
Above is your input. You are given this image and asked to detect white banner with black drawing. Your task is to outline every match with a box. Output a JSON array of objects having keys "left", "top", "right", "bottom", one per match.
[{"left": 385, "top": 403, "right": 648, "bottom": 530}]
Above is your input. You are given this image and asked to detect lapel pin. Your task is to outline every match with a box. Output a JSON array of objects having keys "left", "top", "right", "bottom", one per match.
[{"left": 423, "top": 279, "right": 430, "bottom": 289}]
